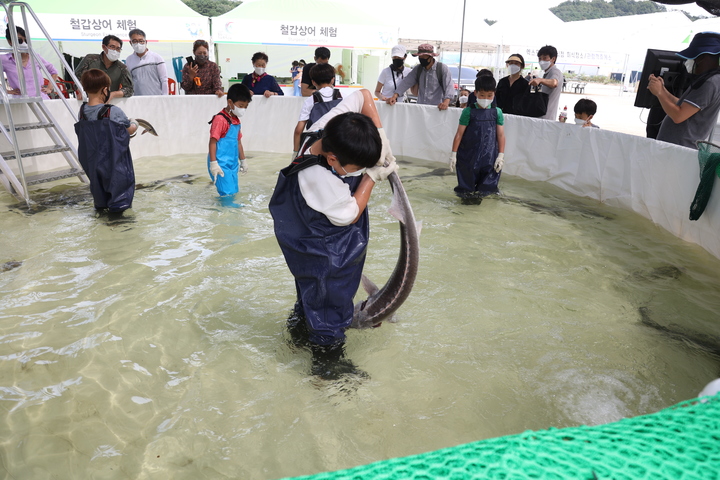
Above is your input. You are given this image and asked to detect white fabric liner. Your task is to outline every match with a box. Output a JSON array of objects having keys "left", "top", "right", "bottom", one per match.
[{"left": 2, "top": 95, "right": 716, "bottom": 259}]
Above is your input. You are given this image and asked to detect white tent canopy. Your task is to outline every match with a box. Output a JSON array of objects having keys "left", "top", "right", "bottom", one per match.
[
  {"left": 212, "top": 0, "right": 397, "bottom": 49},
  {"left": 9, "top": 0, "right": 209, "bottom": 42}
]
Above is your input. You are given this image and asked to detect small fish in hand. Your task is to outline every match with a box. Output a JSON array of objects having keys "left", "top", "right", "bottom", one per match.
[{"left": 135, "top": 118, "right": 158, "bottom": 136}]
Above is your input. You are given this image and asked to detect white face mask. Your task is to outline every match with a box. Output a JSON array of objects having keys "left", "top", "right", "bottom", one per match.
[
  {"left": 254, "top": 67, "right": 265, "bottom": 75},
  {"left": 508, "top": 64, "right": 521, "bottom": 75},
  {"left": 459, "top": 95, "right": 469, "bottom": 104},
  {"left": 132, "top": 43, "right": 146, "bottom": 54},
  {"left": 105, "top": 48, "right": 121, "bottom": 62},
  {"left": 685, "top": 58, "right": 695, "bottom": 74},
  {"left": 574, "top": 118, "right": 587, "bottom": 125},
  {"left": 539, "top": 60, "right": 551, "bottom": 71},
  {"left": 233, "top": 107, "right": 246, "bottom": 118},
  {"left": 334, "top": 166, "right": 366, "bottom": 178},
  {"left": 477, "top": 98, "right": 493, "bottom": 109}
]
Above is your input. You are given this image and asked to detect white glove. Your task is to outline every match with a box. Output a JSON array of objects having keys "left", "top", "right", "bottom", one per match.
[
  {"left": 129, "top": 118, "right": 138, "bottom": 138},
  {"left": 291, "top": 151, "right": 298, "bottom": 161},
  {"left": 239, "top": 158, "right": 248, "bottom": 175},
  {"left": 366, "top": 161, "right": 399, "bottom": 183},
  {"left": 494, "top": 153, "right": 504, "bottom": 173},
  {"left": 377, "top": 127, "right": 396, "bottom": 167},
  {"left": 209, "top": 160, "right": 224, "bottom": 183},
  {"left": 449, "top": 152, "right": 457, "bottom": 172}
]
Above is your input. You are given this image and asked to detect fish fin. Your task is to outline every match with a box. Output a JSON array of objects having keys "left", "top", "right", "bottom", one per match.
[
  {"left": 387, "top": 314, "right": 398, "bottom": 324},
  {"left": 361, "top": 274, "right": 380, "bottom": 295},
  {"left": 387, "top": 193, "right": 405, "bottom": 223},
  {"left": 416, "top": 220, "right": 423, "bottom": 237},
  {"left": 141, "top": 129, "right": 148, "bottom": 135}
]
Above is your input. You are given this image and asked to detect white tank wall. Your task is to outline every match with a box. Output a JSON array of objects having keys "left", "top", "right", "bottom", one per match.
[{"left": 2, "top": 94, "right": 717, "bottom": 260}]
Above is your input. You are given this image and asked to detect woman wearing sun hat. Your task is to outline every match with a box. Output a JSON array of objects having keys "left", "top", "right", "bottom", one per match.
[
  {"left": 495, "top": 53, "right": 528, "bottom": 115},
  {"left": 649, "top": 31, "right": 720, "bottom": 149}
]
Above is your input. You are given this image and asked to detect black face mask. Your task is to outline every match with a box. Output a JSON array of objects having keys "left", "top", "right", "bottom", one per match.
[
  {"left": 392, "top": 58, "right": 404, "bottom": 70},
  {"left": 418, "top": 57, "right": 431, "bottom": 67}
]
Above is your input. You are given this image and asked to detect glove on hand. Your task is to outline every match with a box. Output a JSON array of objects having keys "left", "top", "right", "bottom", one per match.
[
  {"left": 210, "top": 161, "right": 224, "bottom": 183},
  {"left": 377, "top": 127, "right": 396, "bottom": 167},
  {"left": 367, "top": 161, "right": 399, "bottom": 183},
  {"left": 128, "top": 118, "right": 139, "bottom": 138},
  {"left": 239, "top": 159, "right": 248, "bottom": 174},
  {"left": 494, "top": 153, "right": 505, "bottom": 173},
  {"left": 449, "top": 151, "right": 457, "bottom": 172}
]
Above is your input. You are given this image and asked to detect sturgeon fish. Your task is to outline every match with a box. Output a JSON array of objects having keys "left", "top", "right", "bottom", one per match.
[
  {"left": 351, "top": 171, "right": 421, "bottom": 329},
  {"left": 134, "top": 119, "right": 158, "bottom": 136}
]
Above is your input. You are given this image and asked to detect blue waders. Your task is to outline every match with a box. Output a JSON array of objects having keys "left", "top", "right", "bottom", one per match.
[
  {"left": 207, "top": 112, "right": 241, "bottom": 196},
  {"left": 455, "top": 106, "right": 500, "bottom": 197},
  {"left": 74, "top": 103, "right": 135, "bottom": 212},
  {"left": 269, "top": 144, "right": 369, "bottom": 346}
]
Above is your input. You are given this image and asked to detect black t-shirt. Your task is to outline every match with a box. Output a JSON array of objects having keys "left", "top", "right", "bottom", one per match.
[
  {"left": 301, "top": 62, "right": 317, "bottom": 90},
  {"left": 495, "top": 75, "right": 529, "bottom": 115},
  {"left": 301, "top": 62, "right": 336, "bottom": 91}
]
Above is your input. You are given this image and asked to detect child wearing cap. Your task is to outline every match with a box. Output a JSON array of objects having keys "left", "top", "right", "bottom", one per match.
[
  {"left": 375, "top": 45, "right": 412, "bottom": 102},
  {"left": 449, "top": 75, "right": 506, "bottom": 201},
  {"left": 648, "top": 31, "right": 720, "bottom": 149}
]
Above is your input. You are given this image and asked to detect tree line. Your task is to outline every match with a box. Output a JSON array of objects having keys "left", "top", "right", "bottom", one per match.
[{"left": 550, "top": 0, "right": 705, "bottom": 21}]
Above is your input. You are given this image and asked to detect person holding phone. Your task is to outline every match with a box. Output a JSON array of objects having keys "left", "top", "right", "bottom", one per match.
[{"left": 181, "top": 39, "right": 223, "bottom": 97}]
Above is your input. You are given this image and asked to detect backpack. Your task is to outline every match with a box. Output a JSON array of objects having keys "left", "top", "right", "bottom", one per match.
[
  {"left": 413, "top": 61, "right": 446, "bottom": 96},
  {"left": 306, "top": 89, "right": 342, "bottom": 130}
]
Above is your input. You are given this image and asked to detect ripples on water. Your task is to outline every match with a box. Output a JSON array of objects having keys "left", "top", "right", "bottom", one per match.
[{"left": 1, "top": 153, "right": 719, "bottom": 479}]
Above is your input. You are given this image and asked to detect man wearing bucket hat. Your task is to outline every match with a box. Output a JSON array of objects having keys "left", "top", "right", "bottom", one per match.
[
  {"left": 648, "top": 31, "right": 720, "bottom": 149},
  {"left": 386, "top": 43, "right": 453, "bottom": 110}
]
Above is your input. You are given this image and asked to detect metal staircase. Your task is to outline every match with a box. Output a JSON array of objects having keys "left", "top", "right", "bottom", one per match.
[{"left": 0, "top": 1, "right": 88, "bottom": 205}]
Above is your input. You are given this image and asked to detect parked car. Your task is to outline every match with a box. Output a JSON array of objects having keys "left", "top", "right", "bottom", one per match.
[{"left": 447, "top": 65, "right": 478, "bottom": 91}]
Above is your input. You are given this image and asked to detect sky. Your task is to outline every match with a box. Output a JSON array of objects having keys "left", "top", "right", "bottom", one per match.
[{"left": 332, "top": 0, "right": 712, "bottom": 21}]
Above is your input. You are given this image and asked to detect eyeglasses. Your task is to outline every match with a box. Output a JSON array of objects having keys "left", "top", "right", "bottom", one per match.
[
  {"left": 130, "top": 40, "right": 146, "bottom": 45},
  {"left": 106, "top": 44, "right": 122, "bottom": 52}
]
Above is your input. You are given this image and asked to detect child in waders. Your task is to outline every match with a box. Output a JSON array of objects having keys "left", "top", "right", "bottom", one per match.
[
  {"left": 269, "top": 89, "right": 398, "bottom": 380},
  {"left": 74, "top": 69, "right": 138, "bottom": 213},
  {"left": 207, "top": 83, "right": 252, "bottom": 196},
  {"left": 291, "top": 63, "right": 342, "bottom": 157},
  {"left": 449, "top": 75, "right": 506, "bottom": 202}
]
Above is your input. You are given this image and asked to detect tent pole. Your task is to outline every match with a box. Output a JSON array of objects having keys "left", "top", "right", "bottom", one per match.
[{"left": 457, "top": 0, "right": 466, "bottom": 98}]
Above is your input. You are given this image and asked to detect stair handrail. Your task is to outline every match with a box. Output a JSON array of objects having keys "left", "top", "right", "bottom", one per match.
[{"left": 3, "top": 1, "right": 87, "bottom": 120}]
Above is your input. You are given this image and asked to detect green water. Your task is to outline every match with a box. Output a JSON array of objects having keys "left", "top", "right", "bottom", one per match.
[{"left": 0, "top": 153, "right": 718, "bottom": 479}]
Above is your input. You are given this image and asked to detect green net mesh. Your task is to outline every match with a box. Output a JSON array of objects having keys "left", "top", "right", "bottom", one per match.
[
  {"left": 690, "top": 141, "right": 720, "bottom": 221},
  {"left": 285, "top": 394, "right": 720, "bottom": 480}
]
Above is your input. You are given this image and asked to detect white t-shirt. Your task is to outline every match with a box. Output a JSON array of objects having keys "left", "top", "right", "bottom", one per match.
[
  {"left": 377, "top": 66, "right": 412, "bottom": 98},
  {"left": 298, "top": 165, "right": 359, "bottom": 226},
  {"left": 298, "top": 86, "right": 337, "bottom": 121},
  {"left": 296, "top": 89, "right": 369, "bottom": 226}
]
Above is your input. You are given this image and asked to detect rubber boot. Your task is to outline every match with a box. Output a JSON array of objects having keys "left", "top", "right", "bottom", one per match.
[
  {"left": 287, "top": 302, "right": 310, "bottom": 348},
  {"left": 310, "top": 343, "right": 366, "bottom": 380}
]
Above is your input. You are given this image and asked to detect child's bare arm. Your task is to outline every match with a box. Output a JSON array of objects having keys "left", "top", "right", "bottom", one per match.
[
  {"left": 209, "top": 138, "right": 218, "bottom": 162},
  {"left": 293, "top": 121, "right": 307, "bottom": 151},
  {"left": 350, "top": 175, "right": 376, "bottom": 224},
  {"left": 127, "top": 123, "right": 138, "bottom": 136},
  {"left": 239, "top": 138, "right": 245, "bottom": 160},
  {"left": 451, "top": 125, "right": 466, "bottom": 152},
  {"left": 496, "top": 125, "right": 505, "bottom": 153}
]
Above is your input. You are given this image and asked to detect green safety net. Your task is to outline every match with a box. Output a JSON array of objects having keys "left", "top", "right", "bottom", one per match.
[
  {"left": 690, "top": 141, "right": 720, "bottom": 221},
  {"left": 285, "top": 393, "right": 720, "bottom": 480}
]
